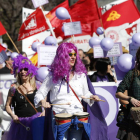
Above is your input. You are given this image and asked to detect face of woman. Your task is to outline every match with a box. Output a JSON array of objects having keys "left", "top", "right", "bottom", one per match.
[
  {"left": 68, "top": 50, "right": 77, "bottom": 68},
  {"left": 19, "top": 68, "right": 29, "bottom": 81}
]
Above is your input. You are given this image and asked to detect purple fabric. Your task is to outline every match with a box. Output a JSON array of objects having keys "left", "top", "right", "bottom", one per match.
[
  {"left": 96, "top": 75, "right": 109, "bottom": 82},
  {"left": 2, "top": 113, "right": 41, "bottom": 140},
  {"left": 96, "top": 86, "right": 119, "bottom": 140},
  {"left": 86, "top": 76, "right": 109, "bottom": 140},
  {"left": 43, "top": 76, "right": 109, "bottom": 140}
]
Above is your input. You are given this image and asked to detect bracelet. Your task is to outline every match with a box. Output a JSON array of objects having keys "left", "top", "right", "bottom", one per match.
[{"left": 128, "top": 97, "right": 133, "bottom": 103}]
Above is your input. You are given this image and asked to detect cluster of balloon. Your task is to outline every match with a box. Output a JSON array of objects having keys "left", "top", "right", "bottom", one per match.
[
  {"left": 11, "top": 52, "right": 19, "bottom": 60},
  {"left": 100, "top": 37, "right": 114, "bottom": 51},
  {"left": 89, "top": 37, "right": 101, "bottom": 48},
  {"left": 44, "top": 36, "right": 57, "bottom": 46},
  {"left": 31, "top": 42, "right": 41, "bottom": 52},
  {"left": 132, "top": 32, "right": 140, "bottom": 46},
  {"left": 96, "top": 27, "right": 104, "bottom": 35},
  {"left": 36, "top": 67, "right": 49, "bottom": 83},
  {"left": 117, "top": 54, "right": 135, "bottom": 72},
  {"left": 55, "top": 7, "right": 70, "bottom": 20}
]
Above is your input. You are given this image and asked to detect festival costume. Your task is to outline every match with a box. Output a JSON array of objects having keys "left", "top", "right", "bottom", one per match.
[
  {"left": 116, "top": 70, "right": 140, "bottom": 140},
  {"left": 2, "top": 89, "right": 42, "bottom": 140},
  {"left": 34, "top": 73, "right": 109, "bottom": 140},
  {"left": 2, "top": 54, "right": 41, "bottom": 140}
]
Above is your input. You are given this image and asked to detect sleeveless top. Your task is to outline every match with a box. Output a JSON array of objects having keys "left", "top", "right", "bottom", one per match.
[{"left": 12, "top": 89, "right": 42, "bottom": 117}]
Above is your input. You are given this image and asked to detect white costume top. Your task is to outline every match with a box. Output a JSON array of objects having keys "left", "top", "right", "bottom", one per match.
[{"left": 34, "top": 72, "right": 94, "bottom": 114}]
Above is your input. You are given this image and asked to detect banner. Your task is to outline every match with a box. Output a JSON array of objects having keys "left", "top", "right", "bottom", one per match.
[
  {"left": 22, "top": 7, "right": 50, "bottom": 58},
  {"left": 93, "top": 82, "right": 119, "bottom": 140}
]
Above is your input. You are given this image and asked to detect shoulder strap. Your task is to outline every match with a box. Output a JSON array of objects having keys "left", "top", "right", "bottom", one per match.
[
  {"left": 17, "top": 87, "right": 38, "bottom": 113},
  {"left": 65, "top": 79, "right": 86, "bottom": 111}
]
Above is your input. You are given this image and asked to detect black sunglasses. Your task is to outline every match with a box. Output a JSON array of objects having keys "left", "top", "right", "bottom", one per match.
[{"left": 20, "top": 68, "right": 28, "bottom": 72}]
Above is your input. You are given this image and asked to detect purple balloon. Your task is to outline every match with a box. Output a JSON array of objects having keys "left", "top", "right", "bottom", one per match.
[
  {"left": 44, "top": 36, "right": 57, "bottom": 46},
  {"left": 11, "top": 52, "right": 19, "bottom": 60},
  {"left": 6, "top": 51, "right": 12, "bottom": 56},
  {"left": 100, "top": 37, "right": 114, "bottom": 51},
  {"left": 89, "top": 37, "right": 101, "bottom": 48},
  {"left": 36, "top": 67, "right": 49, "bottom": 82},
  {"left": 56, "top": 7, "right": 70, "bottom": 20},
  {"left": 96, "top": 27, "right": 104, "bottom": 35},
  {"left": 117, "top": 54, "right": 135, "bottom": 72},
  {"left": 31, "top": 42, "right": 41, "bottom": 52},
  {"left": 132, "top": 32, "right": 140, "bottom": 46}
]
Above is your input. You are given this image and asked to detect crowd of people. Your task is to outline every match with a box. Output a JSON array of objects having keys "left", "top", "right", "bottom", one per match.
[{"left": 0, "top": 42, "right": 140, "bottom": 140}]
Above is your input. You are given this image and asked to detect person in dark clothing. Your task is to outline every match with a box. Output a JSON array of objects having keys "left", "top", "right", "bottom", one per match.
[
  {"left": 0, "top": 56, "right": 13, "bottom": 74},
  {"left": 89, "top": 58, "right": 116, "bottom": 82},
  {"left": 2, "top": 55, "right": 42, "bottom": 140}
]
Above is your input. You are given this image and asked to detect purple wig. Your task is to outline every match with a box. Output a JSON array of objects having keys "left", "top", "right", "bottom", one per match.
[
  {"left": 13, "top": 54, "right": 38, "bottom": 77},
  {"left": 50, "top": 42, "right": 87, "bottom": 83}
]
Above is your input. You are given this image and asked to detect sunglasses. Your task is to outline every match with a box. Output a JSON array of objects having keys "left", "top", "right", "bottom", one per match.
[
  {"left": 20, "top": 68, "right": 28, "bottom": 72},
  {"left": 69, "top": 53, "right": 77, "bottom": 57}
]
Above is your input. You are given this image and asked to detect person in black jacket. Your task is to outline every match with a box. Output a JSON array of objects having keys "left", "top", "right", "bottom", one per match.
[{"left": 89, "top": 58, "right": 116, "bottom": 82}]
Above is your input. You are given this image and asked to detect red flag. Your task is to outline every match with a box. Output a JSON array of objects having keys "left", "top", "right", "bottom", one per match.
[
  {"left": 69, "top": 0, "right": 101, "bottom": 24},
  {"left": 102, "top": 0, "right": 140, "bottom": 29},
  {"left": 0, "top": 44, "right": 6, "bottom": 52},
  {"left": 54, "top": 23, "right": 94, "bottom": 40},
  {"left": 53, "top": 0, "right": 101, "bottom": 39},
  {"left": 0, "top": 22, "right": 7, "bottom": 35},
  {"left": 45, "top": 0, "right": 69, "bottom": 28},
  {"left": 18, "top": 8, "right": 49, "bottom": 41}
]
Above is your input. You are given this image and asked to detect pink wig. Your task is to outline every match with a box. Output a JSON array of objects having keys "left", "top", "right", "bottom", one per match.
[{"left": 50, "top": 42, "right": 87, "bottom": 83}]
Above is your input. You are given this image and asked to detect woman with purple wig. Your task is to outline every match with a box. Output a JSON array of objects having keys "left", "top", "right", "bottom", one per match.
[
  {"left": 34, "top": 42, "right": 100, "bottom": 140},
  {"left": 2, "top": 55, "right": 42, "bottom": 140}
]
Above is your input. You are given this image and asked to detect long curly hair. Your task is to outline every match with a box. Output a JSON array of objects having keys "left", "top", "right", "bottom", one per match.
[{"left": 50, "top": 42, "right": 87, "bottom": 83}]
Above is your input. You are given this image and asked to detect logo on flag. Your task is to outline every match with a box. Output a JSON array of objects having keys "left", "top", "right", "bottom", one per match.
[
  {"left": 106, "top": 30, "right": 119, "bottom": 42},
  {"left": 25, "top": 15, "right": 37, "bottom": 30},
  {"left": 107, "top": 11, "right": 121, "bottom": 21},
  {"left": 125, "top": 24, "right": 137, "bottom": 36}
]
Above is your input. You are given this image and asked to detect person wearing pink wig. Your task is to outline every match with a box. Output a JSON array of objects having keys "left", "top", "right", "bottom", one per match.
[{"left": 34, "top": 43, "right": 101, "bottom": 140}]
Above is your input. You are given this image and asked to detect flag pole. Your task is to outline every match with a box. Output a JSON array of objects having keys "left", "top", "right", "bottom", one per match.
[
  {"left": 40, "top": 6, "right": 57, "bottom": 41},
  {"left": 95, "top": 0, "right": 106, "bottom": 38},
  {"left": 70, "top": 17, "right": 75, "bottom": 43},
  {"left": 7, "top": 48, "right": 13, "bottom": 52},
  {"left": 6, "top": 32, "right": 20, "bottom": 53}
]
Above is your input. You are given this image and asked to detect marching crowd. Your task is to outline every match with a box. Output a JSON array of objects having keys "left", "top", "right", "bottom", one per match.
[{"left": 0, "top": 42, "right": 140, "bottom": 140}]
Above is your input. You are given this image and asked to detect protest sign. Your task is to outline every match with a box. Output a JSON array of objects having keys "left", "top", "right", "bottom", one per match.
[
  {"left": 109, "top": 56, "right": 119, "bottom": 65},
  {"left": 37, "top": 45, "right": 57, "bottom": 66},
  {"left": 64, "top": 21, "right": 82, "bottom": 36},
  {"left": 129, "top": 39, "right": 139, "bottom": 59},
  {"left": 0, "top": 50, "right": 8, "bottom": 64},
  {"left": 32, "top": 0, "right": 49, "bottom": 8},
  {"left": 94, "top": 42, "right": 122, "bottom": 58}
]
